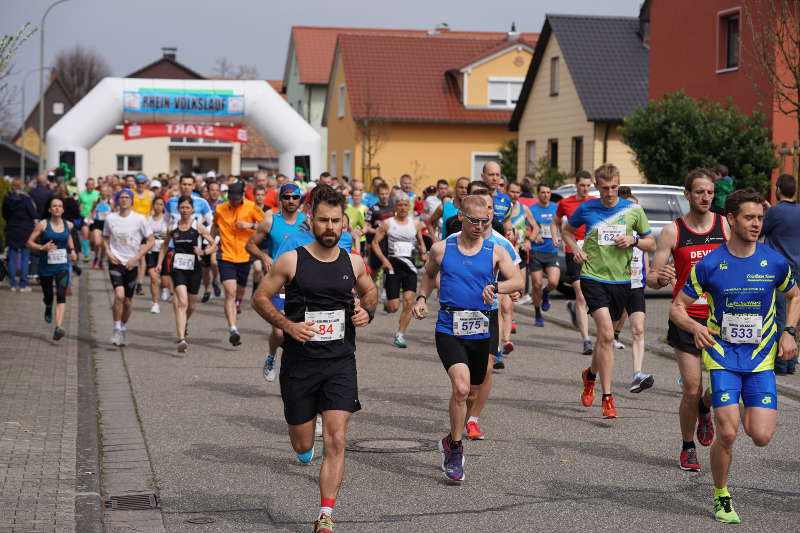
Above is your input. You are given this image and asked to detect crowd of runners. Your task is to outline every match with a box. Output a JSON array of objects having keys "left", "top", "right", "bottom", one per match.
[{"left": 3, "top": 161, "right": 799, "bottom": 530}]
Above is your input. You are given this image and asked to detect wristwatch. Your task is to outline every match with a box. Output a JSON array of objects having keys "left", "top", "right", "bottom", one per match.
[
  {"left": 492, "top": 281, "right": 499, "bottom": 294},
  {"left": 783, "top": 327, "right": 797, "bottom": 337}
]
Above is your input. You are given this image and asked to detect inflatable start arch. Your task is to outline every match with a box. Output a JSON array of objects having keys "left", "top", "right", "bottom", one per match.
[{"left": 46, "top": 78, "right": 321, "bottom": 188}]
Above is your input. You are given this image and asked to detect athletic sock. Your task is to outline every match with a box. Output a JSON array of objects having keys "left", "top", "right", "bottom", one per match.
[
  {"left": 586, "top": 369, "right": 597, "bottom": 381},
  {"left": 682, "top": 440, "right": 695, "bottom": 451},
  {"left": 81, "top": 239, "right": 90, "bottom": 257},
  {"left": 319, "top": 497, "right": 335, "bottom": 519},
  {"left": 120, "top": 322, "right": 127, "bottom": 331},
  {"left": 114, "top": 321, "right": 122, "bottom": 330},
  {"left": 602, "top": 393, "right": 613, "bottom": 399},
  {"left": 698, "top": 397, "right": 711, "bottom": 415},
  {"left": 229, "top": 326, "right": 238, "bottom": 334},
  {"left": 583, "top": 336, "right": 592, "bottom": 342},
  {"left": 467, "top": 416, "right": 478, "bottom": 424},
  {"left": 714, "top": 486, "right": 730, "bottom": 499},
  {"left": 633, "top": 371, "right": 642, "bottom": 380}
]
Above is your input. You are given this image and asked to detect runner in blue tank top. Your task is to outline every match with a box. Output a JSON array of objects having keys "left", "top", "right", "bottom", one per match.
[
  {"left": 426, "top": 177, "right": 470, "bottom": 240},
  {"left": 413, "top": 195, "right": 523, "bottom": 483}
]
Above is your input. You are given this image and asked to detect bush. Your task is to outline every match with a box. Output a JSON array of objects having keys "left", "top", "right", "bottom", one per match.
[
  {"left": 498, "top": 138, "right": 517, "bottom": 181},
  {"left": 621, "top": 91, "right": 777, "bottom": 195},
  {"left": 0, "top": 178, "right": 11, "bottom": 249},
  {"left": 528, "top": 155, "right": 570, "bottom": 188}
]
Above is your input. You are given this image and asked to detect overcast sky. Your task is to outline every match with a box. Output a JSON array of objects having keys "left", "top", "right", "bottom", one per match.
[{"left": 3, "top": 0, "right": 643, "bottom": 119}]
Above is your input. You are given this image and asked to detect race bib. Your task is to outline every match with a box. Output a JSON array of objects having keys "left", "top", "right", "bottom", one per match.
[
  {"left": 391, "top": 241, "right": 414, "bottom": 257},
  {"left": 173, "top": 253, "right": 196, "bottom": 271},
  {"left": 47, "top": 248, "right": 67, "bottom": 264},
  {"left": 598, "top": 224, "right": 626, "bottom": 246},
  {"left": 540, "top": 224, "right": 552, "bottom": 239},
  {"left": 154, "top": 239, "right": 164, "bottom": 250},
  {"left": 453, "top": 310, "right": 489, "bottom": 337},
  {"left": 630, "top": 249, "right": 643, "bottom": 288},
  {"left": 721, "top": 313, "right": 762, "bottom": 344},
  {"left": 306, "top": 309, "right": 345, "bottom": 341},
  {"left": 97, "top": 211, "right": 108, "bottom": 221}
]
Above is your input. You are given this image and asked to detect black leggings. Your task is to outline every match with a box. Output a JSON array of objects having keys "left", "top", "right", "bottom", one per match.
[{"left": 41, "top": 270, "right": 69, "bottom": 306}]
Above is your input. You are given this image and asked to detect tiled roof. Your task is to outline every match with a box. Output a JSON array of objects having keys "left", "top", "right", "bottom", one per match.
[
  {"left": 511, "top": 15, "right": 648, "bottom": 129},
  {"left": 241, "top": 81, "right": 284, "bottom": 159},
  {"left": 332, "top": 34, "right": 535, "bottom": 124},
  {"left": 288, "top": 25, "right": 538, "bottom": 85}
]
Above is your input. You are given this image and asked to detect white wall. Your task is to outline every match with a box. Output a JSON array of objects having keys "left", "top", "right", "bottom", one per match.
[{"left": 90, "top": 134, "right": 169, "bottom": 177}]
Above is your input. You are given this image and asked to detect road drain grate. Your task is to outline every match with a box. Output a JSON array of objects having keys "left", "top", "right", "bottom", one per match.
[
  {"left": 105, "top": 493, "right": 160, "bottom": 510},
  {"left": 346, "top": 438, "right": 437, "bottom": 453}
]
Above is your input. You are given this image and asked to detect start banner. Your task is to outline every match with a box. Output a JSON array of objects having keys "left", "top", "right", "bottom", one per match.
[
  {"left": 124, "top": 123, "right": 248, "bottom": 143},
  {"left": 123, "top": 89, "right": 245, "bottom": 117}
]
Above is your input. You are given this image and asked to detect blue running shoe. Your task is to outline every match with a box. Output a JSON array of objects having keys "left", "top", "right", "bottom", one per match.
[
  {"left": 262, "top": 355, "right": 276, "bottom": 382},
  {"left": 212, "top": 279, "right": 222, "bottom": 298},
  {"left": 566, "top": 301, "right": 577, "bottom": 328},
  {"left": 437, "top": 436, "right": 464, "bottom": 481},
  {"left": 542, "top": 290, "right": 551, "bottom": 312},
  {"left": 296, "top": 447, "right": 314, "bottom": 464},
  {"left": 534, "top": 315, "right": 544, "bottom": 327},
  {"left": 493, "top": 353, "right": 505, "bottom": 370}
]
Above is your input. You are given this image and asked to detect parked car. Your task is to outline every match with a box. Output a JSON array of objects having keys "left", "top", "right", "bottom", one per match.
[{"left": 548, "top": 183, "right": 689, "bottom": 296}]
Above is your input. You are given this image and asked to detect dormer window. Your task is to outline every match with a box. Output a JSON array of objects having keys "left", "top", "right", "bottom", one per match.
[{"left": 488, "top": 78, "right": 523, "bottom": 108}]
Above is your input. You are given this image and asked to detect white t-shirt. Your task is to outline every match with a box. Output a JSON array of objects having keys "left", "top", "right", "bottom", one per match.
[
  {"left": 103, "top": 211, "right": 152, "bottom": 263},
  {"left": 423, "top": 195, "right": 442, "bottom": 219}
]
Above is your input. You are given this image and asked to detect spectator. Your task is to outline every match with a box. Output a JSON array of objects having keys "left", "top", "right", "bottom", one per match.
[
  {"left": 29, "top": 174, "right": 53, "bottom": 216},
  {"left": 3, "top": 178, "right": 39, "bottom": 291},
  {"left": 712, "top": 164, "right": 734, "bottom": 214}
]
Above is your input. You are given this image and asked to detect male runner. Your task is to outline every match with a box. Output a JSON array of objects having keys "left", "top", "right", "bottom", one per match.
[
  {"left": 251, "top": 186, "right": 377, "bottom": 533},
  {"left": 413, "top": 195, "right": 522, "bottom": 481},
  {"left": 364, "top": 183, "right": 394, "bottom": 281},
  {"left": 245, "top": 183, "right": 307, "bottom": 381},
  {"left": 648, "top": 168, "right": 729, "bottom": 471},
  {"left": 370, "top": 192, "right": 427, "bottom": 348},
  {"left": 132, "top": 174, "right": 154, "bottom": 295},
  {"left": 426, "top": 177, "right": 470, "bottom": 240},
  {"left": 211, "top": 181, "right": 264, "bottom": 346},
  {"left": 562, "top": 164, "right": 654, "bottom": 418},
  {"left": 670, "top": 188, "right": 799, "bottom": 524},
  {"left": 557, "top": 170, "right": 594, "bottom": 354},
  {"left": 103, "top": 189, "right": 154, "bottom": 346},
  {"left": 529, "top": 183, "right": 561, "bottom": 326},
  {"left": 77, "top": 177, "right": 100, "bottom": 262}
]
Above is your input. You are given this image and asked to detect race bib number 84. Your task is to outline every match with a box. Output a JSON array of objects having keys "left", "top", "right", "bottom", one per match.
[
  {"left": 306, "top": 309, "right": 345, "bottom": 342},
  {"left": 453, "top": 310, "right": 489, "bottom": 336}
]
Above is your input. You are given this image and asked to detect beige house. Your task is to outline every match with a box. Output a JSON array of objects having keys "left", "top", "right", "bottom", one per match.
[{"left": 510, "top": 15, "right": 649, "bottom": 182}]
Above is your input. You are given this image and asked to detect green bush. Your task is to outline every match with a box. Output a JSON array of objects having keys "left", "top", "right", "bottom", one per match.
[
  {"left": 499, "top": 138, "right": 518, "bottom": 181},
  {"left": 621, "top": 91, "right": 777, "bottom": 195},
  {"left": 528, "top": 155, "right": 570, "bottom": 188},
  {"left": 0, "top": 178, "right": 10, "bottom": 249}
]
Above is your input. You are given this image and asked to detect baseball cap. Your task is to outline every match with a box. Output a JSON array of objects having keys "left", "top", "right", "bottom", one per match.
[
  {"left": 150, "top": 181, "right": 162, "bottom": 189},
  {"left": 135, "top": 174, "right": 148, "bottom": 183},
  {"left": 206, "top": 170, "right": 216, "bottom": 178},
  {"left": 220, "top": 183, "right": 229, "bottom": 193},
  {"left": 227, "top": 181, "right": 245, "bottom": 200},
  {"left": 279, "top": 183, "right": 302, "bottom": 197},
  {"left": 116, "top": 188, "right": 134, "bottom": 202}
]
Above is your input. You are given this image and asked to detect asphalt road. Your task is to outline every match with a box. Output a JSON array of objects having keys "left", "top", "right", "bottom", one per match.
[{"left": 93, "top": 273, "right": 800, "bottom": 532}]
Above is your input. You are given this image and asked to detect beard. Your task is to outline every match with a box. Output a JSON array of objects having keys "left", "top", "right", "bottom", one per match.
[{"left": 314, "top": 229, "right": 340, "bottom": 248}]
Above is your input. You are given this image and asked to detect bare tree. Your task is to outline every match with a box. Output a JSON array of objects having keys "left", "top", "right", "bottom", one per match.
[
  {"left": 354, "top": 89, "right": 389, "bottom": 181},
  {"left": 212, "top": 57, "right": 258, "bottom": 79},
  {"left": 54, "top": 44, "right": 111, "bottom": 102},
  {"left": 0, "top": 23, "right": 36, "bottom": 140}
]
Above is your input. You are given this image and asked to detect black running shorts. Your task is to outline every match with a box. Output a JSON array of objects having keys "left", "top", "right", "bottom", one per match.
[
  {"left": 218, "top": 259, "right": 251, "bottom": 287},
  {"left": 580, "top": 278, "right": 631, "bottom": 322},
  {"left": 171, "top": 268, "right": 202, "bottom": 295},
  {"left": 384, "top": 264, "right": 417, "bottom": 299},
  {"left": 625, "top": 287, "right": 646, "bottom": 315},
  {"left": 279, "top": 352, "right": 361, "bottom": 426},
  {"left": 145, "top": 252, "right": 160, "bottom": 271},
  {"left": 435, "top": 332, "right": 490, "bottom": 385},
  {"left": 564, "top": 252, "right": 582, "bottom": 283},
  {"left": 108, "top": 263, "right": 138, "bottom": 298},
  {"left": 668, "top": 316, "right": 706, "bottom": 356},
  {"left": 489, "top": 310, "right": 499, "bottom": 356}
]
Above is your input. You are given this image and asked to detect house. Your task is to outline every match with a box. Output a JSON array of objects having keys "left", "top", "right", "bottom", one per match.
[
  {"left": 322, "top": 32, "right": 536, "bottom": 186},
  {"left": 283, "top": 25, "right": 538, "bottom": 173},
  {"left": 647, "top": 0, "right": 797, "bottom": 179},
  {"left": 1, "top": 140, "right": 38, "bottom": 178},
  {"left": 510, "top": 15, "right": 649, "bottom": 183}
]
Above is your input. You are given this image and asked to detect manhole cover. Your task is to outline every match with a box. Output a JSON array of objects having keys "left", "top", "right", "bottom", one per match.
[
  {"left": 346, "top": 438, "right": 437, "bottom": 453},
  {"left": 186, "top": 517, "right": 215, "bottom": 524}
]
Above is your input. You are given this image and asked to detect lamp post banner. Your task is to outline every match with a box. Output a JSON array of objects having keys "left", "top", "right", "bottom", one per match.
[{"left": 124, "top": 123, "right": 249, "bottom": 143}]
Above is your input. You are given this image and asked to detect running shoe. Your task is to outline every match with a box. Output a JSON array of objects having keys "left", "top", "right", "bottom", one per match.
[
  {"left": 176, "top": 339, "right": 188, "bottom": 353},
  {"left": 394, "top": 332, "right": 407, "bottom": 348},
  {"left": 110, "top": 329, "right": 122, "bottom": 346},
  {"left": 91, "top": 261, "right": 99, "bottom": 269},
  {"left": 613, "top": 339, "right": 625, "bottom": 349},
  {"left": 150, "top": 302, "right": 160, "bottom": 314},
  {"left": 72, "top": 264, "right": 82, "bottom": 276},
  {"left": 135, "top": 283, "right": 144, "bottom": 296},
  {"left": 119, "top": 330, "right": 128, "bottom": 346},
  {"left": 212, "top": 279, "right": 222, "bottom": 298},
  {"left": 235, "top": 300, "right": 242, "bottom": 315},
  {"left": 44, "top": 306, "right": 53, "bottom": 324},
  {"left": 582, "top": 339, "right": 593, "bottom": 355},
  {"left": 629, "top": 373, "right": 654, "bottom": 393},
  {"left": 679, "top": 448, "right": 701, "bottom": 471},
  {"left": 697, "top": 412, "right": 714, "bottom": 447},
  {"left": 9, "top": 286, "right": 17, "bottom": 292},
  {"left": 511, "top": 322, "right": 517, "bottom": 334},
  {"left": 201, "top": 291, "right": 211, "bottom": 303},
  {"left": 315, "top": 417, "right": 323, "bottom": 437},
  {"left": 53, "top": 327, "right": 65, "bottom": 341},
  {"left": 465, "top": 421, "right": 485, "bottom": 440},
  {"left": 580, "top": 368, "right": 596, "bottom": 407},
  {"left": 437, "top": 436, "right": 465, "bottom": 482},
  {"left": 296, "top": 447, "right": 315, "bottom": 464},
  {"left": 503, "top": 341, "right": 514, "bottom": 354},
  {"left": 534, "top": 316, "right": 544, "bottom": 327},
  {"left": 19, "top": 286, "right": 32, "bottom": 293},
  {"left": 601, "top": 396, "right": 617, "bottom": 418},
  {"left": 542, "top": 290, "right": 551, "bottom": 311},
  {"left": 229, "top": 329, "right": 241, "bottom": 346},
  {"left": 714, "top": 495, "right": 740, "bottom": 524},
  {"left": 566, "top": 301, "right": 577, "bottom": 328},
  {"left": 493, "top": 353, "right": 505, "bottom": 370},
  {"left": 262, "top": 355, "right": 276, "bottom": 382},
  {"left": 518, "top": 294, "right": 532, "bottom": 305},
  {"left": 314, "top": 513, "right": 334, "bottom": 533},
  {"left": 160, "top": 288, "right": 170, "bottom": 301}
]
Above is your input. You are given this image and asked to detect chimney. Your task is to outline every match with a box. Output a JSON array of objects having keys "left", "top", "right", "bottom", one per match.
[
  {"left": 429, "top": 22, "right": 450, "bottom": 35},
  {"left": 161, "top": 47, "right": 177, "bottom": 61},
  {"left": 507, "top": 21, "right": 520, "bottom": 41}
]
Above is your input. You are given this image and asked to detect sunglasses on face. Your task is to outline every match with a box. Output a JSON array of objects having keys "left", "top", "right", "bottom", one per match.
[
  {"left": 463, "top": 213, "right": 491, "bottom": 226},
  {"left": 281, "top": 195, "right": 301, "bottom": 200}
]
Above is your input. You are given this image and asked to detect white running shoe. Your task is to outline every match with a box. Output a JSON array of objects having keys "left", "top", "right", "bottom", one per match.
[
  {"left": 160, "top": 288, "right": 170, "bottom": 301},
  {"left": 119, "top": 330, "right": 128, "bottom": 346},
  {"left": 111, "top": 329, "right": 122, "bottom": 346},
  {"left": 518, "top": 294, "right": 532, "bottom": 305},
  {"left": 150, "top": 302, "right": 160, "bottom": 314},
  {"left": 613, "top": 339, "right": 625, "bottom": 350},
  {"left": 315, "top": 417, "right": 323, "bottom": 437},
  {"left": 18, "top": 287, "right": 32, "bottom": 293}
]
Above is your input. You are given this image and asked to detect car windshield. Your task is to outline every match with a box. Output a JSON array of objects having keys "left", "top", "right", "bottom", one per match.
[{"left": 636, "top": 194, "right": 676, "bottom": 223}]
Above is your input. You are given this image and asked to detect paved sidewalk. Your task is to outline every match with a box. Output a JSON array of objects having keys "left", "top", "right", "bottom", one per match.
[{"left": 0, "top": 279, "right": 79, "bottom": 532}]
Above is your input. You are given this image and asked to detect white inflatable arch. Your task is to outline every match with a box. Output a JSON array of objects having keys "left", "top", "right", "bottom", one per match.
[{"left": 47, "top": 78, "right": 321, "bottom": 188}]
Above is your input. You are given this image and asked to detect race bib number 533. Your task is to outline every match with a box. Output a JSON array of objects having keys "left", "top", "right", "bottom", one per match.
[{"left": 721, "top": 313, "right": 762, "bottom": 344}]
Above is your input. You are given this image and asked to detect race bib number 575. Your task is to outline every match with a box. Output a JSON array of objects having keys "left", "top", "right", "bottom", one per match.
[{"left": 453, "top": 310, "right": 489, "bottom": 336}]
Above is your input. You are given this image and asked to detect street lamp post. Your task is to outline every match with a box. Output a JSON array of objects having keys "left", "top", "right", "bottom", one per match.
[
  {"left": 21, "top": 67, "right": 51, "bottom": 181},
  {"left": 37, "top": 0, "right": 70, "bottom": 175}
]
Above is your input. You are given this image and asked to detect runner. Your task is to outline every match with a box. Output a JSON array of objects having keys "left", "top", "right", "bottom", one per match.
[
  {"left": 413, "top": 195, "right": 522, "bottom": 481},
  {"left": 562, "top": 164, "right": 655, "bottom": 418},
  {"left": 156, "top": 195, "right": 216, "bottom": 353},
  {"left": 529, "top": 183, "right": 561, "bottom": 326},
  {"left": 102, "top": 188, "right": 154, "bottom": 346},
  {"left": 132, "top": 174, "right": 154, "bottom": 296},
  {"left": 647, "top": 168, "right": 728, "bottom": 471},
  {"left": 77, "top": 177, "right": 100, "bottom": 263},
  {"left": 245, "top": 183, "right": 307, "bottom": 381},
  {"left": 481, "top": 162, "right": 512, "bottom": 231},
  {"left": 145, "top": 197, "right": 169, "bottom": 314},
  {"left": 25, "top": 197, "right": 77, "bottom": 340},
  {"left": 364, "top": 182, "right": 395, "bottom": 283},
  {"left": 370, "top": 192, "right": 427, "bottom": 348},
  {"left": 211, "top": 180, "right": 264, "bottom": 346},
  {"left": 670, "top": 188, "right": 799, "bottom": 524},
  {"left": 557, "top": 170, "right": 594, "bottom": 354},
  {"left": 89, "top": 184, "right": 113, "bottom": 269},
  {"left": 505, "top": 181, "right": 539, "bottom": 340},
  {"left": 426, "top": 177, "right": 470, "bottom": 240},
  {"left": 251, "top": 186, "right": 377, "bottom": 533},
  {"left": 205, "top": 181, "right": 224, "bottom": 299}
]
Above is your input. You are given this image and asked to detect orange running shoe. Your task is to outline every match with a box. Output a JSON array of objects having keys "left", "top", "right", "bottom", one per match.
[
  {"left": 581, "top": 368, "right": 596, "bottom": 407},
  {"left": 465, "top": 420, "right": 485, "bottom": 440},
  {"left": 601, "top": 396, "right": 617, "bottom": 418}
]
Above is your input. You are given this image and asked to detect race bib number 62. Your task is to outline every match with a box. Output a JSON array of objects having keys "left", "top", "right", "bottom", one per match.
[{"left": 598, "top": 224, "right": 626, "bottom": 246}]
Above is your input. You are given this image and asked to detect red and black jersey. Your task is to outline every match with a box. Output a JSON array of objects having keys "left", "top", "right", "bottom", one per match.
[{"left": 671, "top": 214, "right": 727, "bottom": 318}]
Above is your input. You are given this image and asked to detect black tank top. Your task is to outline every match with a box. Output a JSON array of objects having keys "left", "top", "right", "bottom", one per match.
[
  {"left": 284, "top": 246, "right": 356, "bottom": 358},
  {"left": 171, "top": 225, "right": 201, "bottom": 270}
]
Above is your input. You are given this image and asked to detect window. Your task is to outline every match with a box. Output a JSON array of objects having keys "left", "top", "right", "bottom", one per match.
[
  {"left": 52, "top": 102, "right": 64, "bottom": 115},
  {"left": 571, "top": 136, "right": 583, "bottom": 174},
  {"left": 343, "top": 150, "right": 352, "bottom": 177},
  {"left": 717, "top": 9, "right": 741, "bottom": 72},
  {"left": 550, "top": 57, "right": 560, "bottom": 96},
  {"left": 329, "top": 152, "right": 337, "bottom": 175},
  {"left": 116, "top": 155, "right": 143, "bottom": 172},
  {"left": 488, "top": 79, "right": 523, "bottom": 108},
  {"left": 526, "top": 141, "right": 536, "bottom": 174},
  {"left": 337, "top": 84, "right": 345, "bottom": 118},
  {"left": 547, "top": 139, "right": 558, "bottom": 168}
]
